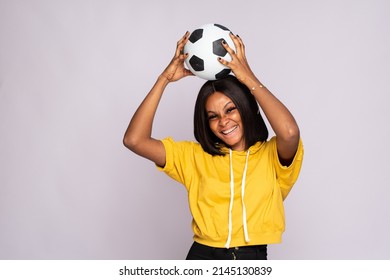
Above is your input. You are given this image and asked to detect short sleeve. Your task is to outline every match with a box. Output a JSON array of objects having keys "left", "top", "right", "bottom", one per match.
[
  {"left": 271, "top": 137, "right": 304, "bottom": 200},
  {"left": 156, "top": 137, "right": 195, "bottom": 189}
]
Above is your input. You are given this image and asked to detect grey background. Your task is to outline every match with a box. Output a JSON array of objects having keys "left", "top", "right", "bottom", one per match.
[{"left": 1, "top": 0, "right": 389, "bottom": 259}]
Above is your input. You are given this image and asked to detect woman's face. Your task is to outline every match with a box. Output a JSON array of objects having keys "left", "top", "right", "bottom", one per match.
[{"left": 205, "top": 91, "right": 245, "bottom": 151}]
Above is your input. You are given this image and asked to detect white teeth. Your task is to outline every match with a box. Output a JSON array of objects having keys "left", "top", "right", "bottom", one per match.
[{"left": 222, "top": 126, "right": 238, "bottom": 135}]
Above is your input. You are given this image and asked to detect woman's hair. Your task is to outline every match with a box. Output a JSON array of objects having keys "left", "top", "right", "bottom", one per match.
[{"left": 194, "top": 75, "right": 268, "bottom": 155}]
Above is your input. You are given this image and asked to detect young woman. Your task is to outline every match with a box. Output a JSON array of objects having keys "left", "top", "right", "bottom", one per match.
[{"left": 123, "top": 31, "right": 304, "bottom": 260}]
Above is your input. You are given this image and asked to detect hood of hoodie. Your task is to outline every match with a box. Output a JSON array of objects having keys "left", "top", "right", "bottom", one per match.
[{"left": 220, "top": 141, "right": 265, "bottom": 156}]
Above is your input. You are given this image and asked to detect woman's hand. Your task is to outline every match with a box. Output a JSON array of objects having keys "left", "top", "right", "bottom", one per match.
[
  {"left": 161, "top": 31, "right": 194, "bottom": 82},
  {"left": 218, "top": 33, "right": 258, "bottom": 85}
]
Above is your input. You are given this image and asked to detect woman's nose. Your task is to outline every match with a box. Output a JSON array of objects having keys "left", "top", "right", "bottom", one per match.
[{"left": 219, "top": 115, "right": 229, "bottom": 126}]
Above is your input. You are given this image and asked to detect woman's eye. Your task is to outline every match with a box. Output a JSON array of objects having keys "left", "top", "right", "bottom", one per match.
[
  {"left": 208, "top": 114, "right": 217, "bottom": 120},
  {"left": 226, "top": 106, "right": 237, "bottom": 114}
]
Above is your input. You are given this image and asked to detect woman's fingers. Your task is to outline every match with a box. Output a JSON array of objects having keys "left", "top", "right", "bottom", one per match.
[
  {"left": 175, "top": 31, "right": 190, "bottom": 57},
  {"left": 217, "top": 33, "right": 254, "bottom": 83},
  {"left": 230, "top": 33, "right": 246, "bottom": 59},
  {"left": 221, "top": 39, "right": 236, "bottom": 57},
  {"left": 218, "top": 37, "right": 239, "bottom": 67},
  {"left": 161, "top": 32, "right": 192, "bottom": 82},
  {"left": 217, "top": 56, "right": 228, "bottom": 66}
]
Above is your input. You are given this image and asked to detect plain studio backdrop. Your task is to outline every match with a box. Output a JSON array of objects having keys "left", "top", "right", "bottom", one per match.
[{"left": 1, "top": 0, "right": 389, "bottom": 260}]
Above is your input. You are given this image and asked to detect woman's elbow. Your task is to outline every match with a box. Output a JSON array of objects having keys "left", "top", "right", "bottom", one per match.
[
  {"left": 282, "top": 124, "right": 300, "bottom": 143},
  {"left": 289, "top": 125, "right": 300, "bottom": 139},
  {"left": 123, "top": 134, "right": 139, "bottom": 151}
]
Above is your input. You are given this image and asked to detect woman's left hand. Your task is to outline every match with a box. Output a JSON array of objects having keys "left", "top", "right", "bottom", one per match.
[{"left": 218, "top": 33, "right": 258, "bottom": 85}]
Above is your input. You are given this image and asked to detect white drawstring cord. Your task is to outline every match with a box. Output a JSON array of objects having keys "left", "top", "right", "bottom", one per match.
[
  {"left": 225, "top": 149, "right": 235, "bottom": 249},
  {"left": 241, "top": 150, "right": 250, "bottom": 243},
  {"left": 225, "top": 149, "right": 251, "bottom": 249}
]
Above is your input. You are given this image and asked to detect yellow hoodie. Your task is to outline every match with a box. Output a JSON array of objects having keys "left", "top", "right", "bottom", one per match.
[{"left": 158, "top": 136, "right": 304, "bottom": 248}]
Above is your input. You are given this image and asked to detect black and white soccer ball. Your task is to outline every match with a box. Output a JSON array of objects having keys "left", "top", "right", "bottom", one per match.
[{"left": 184, "top": 23, "right": 236, "bottom": 80}]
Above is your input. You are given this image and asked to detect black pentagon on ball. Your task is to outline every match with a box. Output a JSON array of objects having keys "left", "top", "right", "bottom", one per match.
[
  {"left": 189, "top": 55, "right": 204, "bottom": 71},
  {"left": 214, "top": 24, "right": 230, "bottom": 31},
  {"left": 213, "top": 38, "right": 228, "bottom": 57},
  {"left": 215, "top": 68, "right": 231, "bottom": 80},
  {"left": 189, "top": 29, "right": 203, "bottom": 43}
]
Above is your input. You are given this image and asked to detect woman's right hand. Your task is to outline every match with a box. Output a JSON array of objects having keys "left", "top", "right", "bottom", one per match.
[{"left": 161, "top": 31, "right": 194, "bottom": 82}]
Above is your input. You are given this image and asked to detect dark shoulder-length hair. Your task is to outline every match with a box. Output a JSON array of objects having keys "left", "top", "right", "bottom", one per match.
[{"left": 194, "top": 75, "right": 268, "bottom": 155}]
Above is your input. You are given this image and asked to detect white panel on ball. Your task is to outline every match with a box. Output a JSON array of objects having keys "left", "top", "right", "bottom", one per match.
[{"left": 184, "top": 23, "right": 236, "bottom": 80}]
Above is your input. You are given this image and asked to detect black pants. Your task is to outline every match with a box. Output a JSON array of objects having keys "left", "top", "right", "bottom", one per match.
[{"left": 186, "top": 242, "right": 267, "bottom": 260}]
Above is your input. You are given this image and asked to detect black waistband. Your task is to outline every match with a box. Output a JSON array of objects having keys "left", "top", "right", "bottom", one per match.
[
  {"left": 187, "top": 242, "right": 268, "bottom": 260},
  {"left": 195, "top": 242, "right": 267, "bottom": 252}
]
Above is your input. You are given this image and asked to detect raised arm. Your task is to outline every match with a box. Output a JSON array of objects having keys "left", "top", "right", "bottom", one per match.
[
  {"left": 123, "top": 32, "right": 193, "bottom": 167},
  {"left": 218, "top": 33, "right": 300, "bottom": 165}
]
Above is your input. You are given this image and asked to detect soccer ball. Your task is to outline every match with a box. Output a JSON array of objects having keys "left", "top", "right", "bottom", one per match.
[{"left": 184, "top": 23, "right": 236, "bottom": 80}]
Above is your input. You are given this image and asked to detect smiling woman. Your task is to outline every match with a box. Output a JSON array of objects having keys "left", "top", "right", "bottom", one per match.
[
  {"left": 194, "top": 75, "right": 268, "bottom": 155},
  {"left": 206, "top": 92, "right": 244, "bottom": 150},
  {"left": 123, "top": 31, "right": 304, "bottom": 260}
]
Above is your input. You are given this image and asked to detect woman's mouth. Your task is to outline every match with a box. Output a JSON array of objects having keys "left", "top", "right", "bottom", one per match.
[{"left": 221, "top": 125, "right": 238, "bottom": 135}]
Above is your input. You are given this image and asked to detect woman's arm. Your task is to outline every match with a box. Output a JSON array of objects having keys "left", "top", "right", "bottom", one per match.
[
  {"left": 247, "top": 80, "right": 300, "bottom": 166},
  {"left": 219, "top": 34, "right": 300, "bottom": 165},
  {"left": 123, "top": 32, "right": 193, "bottom": 167},
  {"left": 123, "top": 76, "right": 169, "bottom": 167}
]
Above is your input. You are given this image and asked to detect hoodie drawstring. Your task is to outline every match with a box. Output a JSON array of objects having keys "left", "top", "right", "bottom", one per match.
[{"left": 225, "top": 149, "right": 251, "bottom": 249}]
